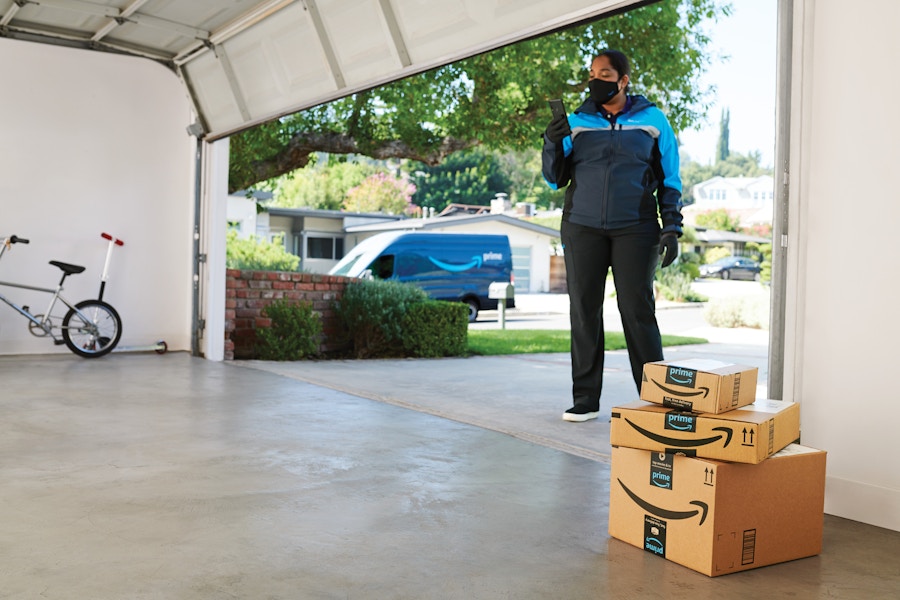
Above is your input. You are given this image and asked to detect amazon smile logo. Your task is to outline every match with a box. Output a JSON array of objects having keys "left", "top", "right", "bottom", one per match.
[
  {"left": 626, "top": 418, "right": 733, "bottom": 448},
  {"left": 427, "top": 255, "right": 483, "bottom": 272},
  {"left": 650, "top": 378, "right": 710, "bottom": 398},
  {"left": 617, "top": 479, "right": 709, "bottom": 526},
  {"left": 666, "top": 366, "right": 697, "bottom": 387}
]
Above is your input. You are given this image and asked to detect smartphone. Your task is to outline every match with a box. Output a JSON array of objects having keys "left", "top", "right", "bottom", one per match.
[{"left": 548, "top": 98, "right": 567, "bottom": 120}]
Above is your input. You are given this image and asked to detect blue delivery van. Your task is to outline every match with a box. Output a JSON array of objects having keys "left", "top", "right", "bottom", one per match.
[{"left": 329, "top": 231, "right": 514, "bottom": 322}]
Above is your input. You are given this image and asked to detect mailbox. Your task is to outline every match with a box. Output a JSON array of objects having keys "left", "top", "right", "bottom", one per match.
[{"left": 488, "top": 282, "right": 514, "bottom": 300}]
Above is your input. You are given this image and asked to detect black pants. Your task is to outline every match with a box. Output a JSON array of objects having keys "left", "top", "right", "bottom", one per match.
[{"left": 561, "top": 220, "right": 664, "bottom": 410}]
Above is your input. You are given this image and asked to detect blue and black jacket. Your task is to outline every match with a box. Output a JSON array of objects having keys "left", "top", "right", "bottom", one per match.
[{"left": 542, "top": 94, "right": 683, "bottom": 235}]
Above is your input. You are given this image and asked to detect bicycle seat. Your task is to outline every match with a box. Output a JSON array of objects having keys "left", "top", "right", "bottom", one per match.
[{"left": 49, "top": 260, "right": 85, "bottom": 275}]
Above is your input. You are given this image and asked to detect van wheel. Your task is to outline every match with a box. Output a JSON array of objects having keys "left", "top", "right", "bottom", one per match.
[{"left": 466, "top": 299, "right": 479, "bottom": 323}]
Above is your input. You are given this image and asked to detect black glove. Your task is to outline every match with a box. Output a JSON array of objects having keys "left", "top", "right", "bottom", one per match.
[
  {"left": 545, "top": 114, "right": 571, "bottom": 144},
  {"left": 659, "top": 232, "right": 679, "bottom": 268}
]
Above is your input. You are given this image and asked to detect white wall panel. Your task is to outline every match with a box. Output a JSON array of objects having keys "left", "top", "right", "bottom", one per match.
[
  {"left": 0, "top": 38, "right": 194, "bottom": 356},
  {"left": 788, "top": 0, "right": 900, "bottom": 531}
]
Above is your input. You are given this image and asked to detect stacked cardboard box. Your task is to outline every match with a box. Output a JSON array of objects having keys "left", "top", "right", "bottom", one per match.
[{"left": 608, "top": 358, "right": 827, "bottom": 577}]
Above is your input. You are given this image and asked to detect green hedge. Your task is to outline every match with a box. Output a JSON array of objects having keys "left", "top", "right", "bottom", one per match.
[
  {"left": 335, "top": 279, "right": 428, "bottom": 358},
  {"left": 401, "top": 301, "right": 468, "bottom": 358},
  {"left": 256, "top": 299, "right": 322, "bottom": 360}
]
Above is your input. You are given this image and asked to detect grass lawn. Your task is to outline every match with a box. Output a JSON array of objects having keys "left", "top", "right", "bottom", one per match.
[{"left": 466, "top": 329, "right": 707, "bottom": 356}]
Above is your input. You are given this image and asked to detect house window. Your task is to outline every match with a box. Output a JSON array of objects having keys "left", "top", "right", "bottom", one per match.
[{"left": 307, "top": 236, "right": 344, "bottom": 259}]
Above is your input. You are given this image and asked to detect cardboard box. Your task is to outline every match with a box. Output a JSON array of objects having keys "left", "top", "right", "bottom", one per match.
[
  {"left": 640, "top": 359, "right": 758, "bottom": 414},
  {"left": 608, "top": 444, "right": 826, "bottom": 577},
  {"left": 610, "top": 400, "right": 800, "bottom": 464}
]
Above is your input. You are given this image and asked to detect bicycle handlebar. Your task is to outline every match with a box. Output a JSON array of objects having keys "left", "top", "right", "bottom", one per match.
[
  {"left": 101, "top": 232, "right": 124, "bottom": 246},
  {"left": 8, "top": 235, "right": 29, "bottom": 244}
]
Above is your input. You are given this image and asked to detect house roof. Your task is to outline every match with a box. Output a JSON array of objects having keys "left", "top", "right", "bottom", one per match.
[
  {"left": 265, "top": 206, "right": 402, "bottom": 222},
  {"left": 693, "top": 228, "right": 770, "bottom": 244},
  {"left": 344, "top": 212, "right": 560, "bottom": 238},
  {"left": 438, "top": 203, "right": 491, "bottom": 216}
]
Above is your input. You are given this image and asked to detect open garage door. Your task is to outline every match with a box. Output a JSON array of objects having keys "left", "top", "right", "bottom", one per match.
[{"left": 0, "top": 0, "right": 655, "bottom": 140}]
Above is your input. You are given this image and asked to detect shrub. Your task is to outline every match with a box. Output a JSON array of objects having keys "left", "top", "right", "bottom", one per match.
[
  {"left": 256, "top": 299, "right": 322, "bottom": 360},
  {"left": 704, "top": 296, "right": 770, "bottom": 329},
  {"left": 335, "top": 279, "right": 428, "bottom": 358},
  {"left": 703, "top": 246, "right": 731, "bottom": 264},
  {"left": 655, "top": 254, "right": 706, "bottom": 303},
  {"left": 401, "top": 301, "right": 468, "bottom": 357},
  {"left": 226, "top": 230, "right": 300, "bottom": 272}
]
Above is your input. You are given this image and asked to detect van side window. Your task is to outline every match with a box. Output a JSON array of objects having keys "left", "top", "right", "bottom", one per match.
[
  {"left": 396, "top": 252, "right": 436, "bottom": 277},
  {"left": 369, "top": 254, "right": 394, "bottom": 279}
]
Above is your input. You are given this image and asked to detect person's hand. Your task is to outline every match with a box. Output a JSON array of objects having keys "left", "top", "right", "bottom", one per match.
[
  {"left": 659, "top": 232, "right": 678, "bottom": 268},
  {"left": 545, "top": 114, "right": 571, "bottom": 144}
]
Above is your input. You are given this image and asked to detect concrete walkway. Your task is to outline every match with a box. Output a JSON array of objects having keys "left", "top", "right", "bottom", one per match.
[{"left": 2, "top": 293, "right": 897, "bottom": 598}]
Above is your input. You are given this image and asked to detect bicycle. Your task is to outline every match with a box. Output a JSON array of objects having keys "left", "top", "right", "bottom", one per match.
[{"left": 0, "top": 234, "right": 123, "bottom": 358}]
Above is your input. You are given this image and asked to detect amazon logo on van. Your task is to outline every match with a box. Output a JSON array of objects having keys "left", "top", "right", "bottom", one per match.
[{"left": 428, "top": 256, "right": 482, "bottom": 272}]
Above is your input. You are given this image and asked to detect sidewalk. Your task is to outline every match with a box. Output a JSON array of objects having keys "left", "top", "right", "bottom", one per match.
[
  {"left": 237, "top": 290, "right": 770, "bottom": 462},
  {"left": 236, "top": 305, "right": 769, "bottom": 463}
]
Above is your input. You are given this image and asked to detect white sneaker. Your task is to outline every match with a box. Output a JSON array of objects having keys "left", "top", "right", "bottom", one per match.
[{"left": 562, "top": 406, "right": 600, "bottom": 422}]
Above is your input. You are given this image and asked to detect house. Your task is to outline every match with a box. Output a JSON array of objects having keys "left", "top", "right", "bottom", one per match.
[
  {"left": 227, "top": 194, "right": 560, "bottom": 293},
  {"left": 689, "top": 227, "right": 771, "bottom": 260},
  {"left": 684, "top": 175, "right": 774, "bottom": 227},
  {"left": 343, "top": 212, "right": 560, "bottom": 293}
]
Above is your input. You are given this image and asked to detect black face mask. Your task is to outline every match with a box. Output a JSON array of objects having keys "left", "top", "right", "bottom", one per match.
[{"left": 589, "top": 78, "right": 621, "bottom": 107}]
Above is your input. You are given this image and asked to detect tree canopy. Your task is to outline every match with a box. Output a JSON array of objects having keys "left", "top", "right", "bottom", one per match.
[{"left": 229, "top": 0, "right": 730, "bottom": 193}]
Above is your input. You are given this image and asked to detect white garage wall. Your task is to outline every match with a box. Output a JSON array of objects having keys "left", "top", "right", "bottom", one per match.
[
  {"left": 787, "top": 0, "right": 900, "bottom": 531},
  {"left": 0, "top": 39, "right": 195, "bottom": 356}
]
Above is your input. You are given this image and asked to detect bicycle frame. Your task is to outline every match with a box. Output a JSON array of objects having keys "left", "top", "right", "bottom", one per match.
[
  {"left": 1, "top": 234, "right": 124, "bottom": 357},
  {"left": 0, "top": 278, "right": 81, "bottom": 340}
]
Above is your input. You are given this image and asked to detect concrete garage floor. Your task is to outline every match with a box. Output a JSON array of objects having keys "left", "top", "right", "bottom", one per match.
[{"left": 1, "top": 352, "right": 898, "bottom": 599}]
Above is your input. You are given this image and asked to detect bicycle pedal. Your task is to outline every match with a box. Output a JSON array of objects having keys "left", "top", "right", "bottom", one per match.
[{"left": 54, "top": 339, "right": 65, "bottom": 345}]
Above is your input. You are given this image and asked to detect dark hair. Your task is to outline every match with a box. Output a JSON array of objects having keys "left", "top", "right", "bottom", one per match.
[{"left": 594, "top": 49, "right": 631, "bottom": 79}]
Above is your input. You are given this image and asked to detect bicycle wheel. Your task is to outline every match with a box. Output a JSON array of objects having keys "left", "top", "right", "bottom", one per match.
[{"left": 62, "top": 300, "right": 122, "bottom": 358}]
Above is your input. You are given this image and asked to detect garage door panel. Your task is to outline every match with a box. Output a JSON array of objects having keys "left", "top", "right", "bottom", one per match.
[
  {"left": 316, "top": 0, "right": 406, "bottom": 87},
  {"left": 0, "top": 0, "right": 647, "bottom": 137},
  {"left": 224, "top": 4, "right": 337, "bottom": 119}
]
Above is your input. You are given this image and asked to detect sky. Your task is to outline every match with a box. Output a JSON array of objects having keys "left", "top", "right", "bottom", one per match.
[{"left": 677, "top": 0, "right": 778, "bottom": 167}]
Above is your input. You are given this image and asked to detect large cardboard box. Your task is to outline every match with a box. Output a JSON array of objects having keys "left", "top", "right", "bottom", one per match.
[
  {"left": 608, "top": 444, "right": 826, "bottom": 577},
  {"left": 610, "top": 399, "right": 800, "bottom": 464},
  {"left": 640, "top": 358, "right": 758, "bottom": 414}
]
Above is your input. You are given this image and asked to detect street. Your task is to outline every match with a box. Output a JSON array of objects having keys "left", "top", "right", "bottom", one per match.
[{"left": 471, "top": 279, "right": 770, "bottom": 346}]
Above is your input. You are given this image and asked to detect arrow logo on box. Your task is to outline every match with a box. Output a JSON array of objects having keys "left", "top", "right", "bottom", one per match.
[
  {"left": 617, "top": 479, "right": 709, "bottom": 526},
  {"left": 625, "top": 419, "right": 733, "bottom": 448},
  {"left": 650, "top": 378, "right": 710, "bottom": 398}
]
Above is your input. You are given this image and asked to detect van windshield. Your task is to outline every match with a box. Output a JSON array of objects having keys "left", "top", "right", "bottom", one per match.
[{"left": 331, "top": 254, "right": 366, "bottom": 276}]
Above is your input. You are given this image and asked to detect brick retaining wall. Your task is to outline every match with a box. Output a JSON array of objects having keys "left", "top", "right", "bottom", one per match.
[{"left": 225, "top": 269, "right": 352, "bottom": 360}]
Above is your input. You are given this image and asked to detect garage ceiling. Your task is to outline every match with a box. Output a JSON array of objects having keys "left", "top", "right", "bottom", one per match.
[{"left": 0, "top": 0, "right": 649, "bottom": 139}]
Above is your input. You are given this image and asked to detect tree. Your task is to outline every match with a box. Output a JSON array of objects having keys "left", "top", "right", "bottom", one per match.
[
  {"left": 408, "top": 148, "right": 512, "bottom": 212},
  {"left": 343, "top": 172, "right": 417, "bottom": 215},
  {"left": 229, "top": 0, "right": 730, "bottom": 192},
  {"left": 695, "top": 208, "right": 741, "bottom": 232},
  {"left": 269, "top": 156, "right": 376, "bottom": 210},
  {"left": 715, "top": 107, "right": 730, "bottom": 163}
]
